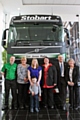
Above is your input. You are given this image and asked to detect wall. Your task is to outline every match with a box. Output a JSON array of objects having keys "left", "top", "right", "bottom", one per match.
[
  {"left": 0, "top": 2, "right": 3, "bottom": 119},
  {"left": 0, "top": 3, "right": 4, "bottom": 69}
]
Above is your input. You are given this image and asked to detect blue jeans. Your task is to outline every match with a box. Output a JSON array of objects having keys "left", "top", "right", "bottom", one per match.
[{"left": 30, "top": 94, "right": 39, "bottom": 109}]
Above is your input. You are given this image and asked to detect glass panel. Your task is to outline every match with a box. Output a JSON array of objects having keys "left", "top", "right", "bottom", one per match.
[{"left": 8, "top": 23, "right": 64, "bottom": 44}]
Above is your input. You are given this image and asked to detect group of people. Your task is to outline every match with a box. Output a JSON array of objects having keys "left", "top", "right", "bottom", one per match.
[
  {"left": 1, "top": 55, "right": 79, "bottom": 112},
  {"left": 56, "top": 55, "right": 79, "bottom": 110}
]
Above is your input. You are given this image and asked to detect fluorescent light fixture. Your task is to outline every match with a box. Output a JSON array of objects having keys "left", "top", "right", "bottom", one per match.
[{"left": 18, "top": 8, "right": 20, "bottom": 10}]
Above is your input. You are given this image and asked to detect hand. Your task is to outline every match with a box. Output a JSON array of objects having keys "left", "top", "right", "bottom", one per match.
[
  {"left": 24, "top": 78, "right": 28, "bottom": 82},
  {"left": 36, "top": 81, "right": 39, "bottom": 86},
  {"left": 32, "top": 91, "right": 35, "bottom": 96},
  {"left": 54, "top": 84, "right": 57, "bottom": 86},
  {"left": 1, "top": 72, "right": 4, "bottom": 76},
  {"left": 39, "top": 96, "right": 41, "bottom": 101},
  {"left": 30, "top": 81, "right": 34, "bottom": 86},
  {"left": 68, "top": 81, "right": 71, "bottom": 85},
  {"left": 68, "top": 81, "right": 74, "bottom": 86},
  {"left": 71, "top": 82, "right": 74, "bottom": 86}
]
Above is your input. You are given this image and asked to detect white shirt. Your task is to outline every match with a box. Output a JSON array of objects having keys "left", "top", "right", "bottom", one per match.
[{"left": 69, "top": 68, "right": 73, "bottom": 82}]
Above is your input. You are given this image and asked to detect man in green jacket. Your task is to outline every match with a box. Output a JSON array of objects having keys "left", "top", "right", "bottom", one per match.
[{"left": 1, "top": 56, "right": 17, "bottom": 110}]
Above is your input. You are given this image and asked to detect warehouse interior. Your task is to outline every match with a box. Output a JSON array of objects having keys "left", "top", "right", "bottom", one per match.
[{"left": 0, "top": 0, "right": 80, "bottom": 120}]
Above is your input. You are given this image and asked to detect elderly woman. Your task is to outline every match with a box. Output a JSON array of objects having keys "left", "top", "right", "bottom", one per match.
[
  {"left": 65, "top": 58, "right": 79, "bottom": 110},
  {"left": 17, "top": 57, "right": 29, "bottom": 109},
  {"left": 28, "top": 58, "right": 42, "bottom": 86}
]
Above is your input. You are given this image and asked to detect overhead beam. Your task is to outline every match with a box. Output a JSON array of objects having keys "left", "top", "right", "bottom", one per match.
[
  {"left": 22, "top": 4, "right": 80, "bottom": 6},
  {"left": 22, "top": 1, "right": 80, "bottom": 6}
]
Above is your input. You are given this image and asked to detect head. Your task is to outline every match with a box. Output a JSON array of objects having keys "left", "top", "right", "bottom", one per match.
[
  {"left": 68, "top": 58, "right": 75, "bottom": 67},
  {"left": 58, "top": 55, "right": 63, "bottom": 63},
  {"left": 31, "top": 77, "right": 37, "bottom": 84},
  {"left": 31, "top": 58, "right": 39, "bottom": 68},
  {"left": 10, "top": 56, "right": 15, "bottom": 64},
  {"left": 21, "top": 57, "right": 27, "bottom": 65},
  {"left": 44, "top": 57, "right": 49, "bottom": 64}
]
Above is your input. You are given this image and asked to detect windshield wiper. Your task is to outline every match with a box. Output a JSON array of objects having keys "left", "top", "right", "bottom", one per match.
[{"left": 15, "top": 40, "right": 31, "bottom": 46}]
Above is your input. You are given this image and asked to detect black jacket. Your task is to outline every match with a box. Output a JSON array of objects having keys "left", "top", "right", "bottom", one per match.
[
  {"left": 42, "top": 64, "right": 57, "bottom": 86},
  {"left": 65, "top": 65, "right": 79, "bottom": 86},
  {"left": 55, "top": 61, "right": 67, "bottom": 85}
]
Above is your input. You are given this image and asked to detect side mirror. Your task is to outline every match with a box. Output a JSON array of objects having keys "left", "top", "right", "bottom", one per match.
[
  {"left": 2, "top": 41, "right": 6, "bottom": 46},
  {"left": 64, "top": 28, "right": 69, "bottom": 38},
  {"left": 64, "top": 28, "right": 70, "bottom": 45},
  {"left": 2, "top": 29, "right": 9, "bottom": 49},
  {"left": 52, "top": 27, "right": 56, "bottom": 32},
  {"left": 67, "top": 39, "right": 70, "bottom": 45}
]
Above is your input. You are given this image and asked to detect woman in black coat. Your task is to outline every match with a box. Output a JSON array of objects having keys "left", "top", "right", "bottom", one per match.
[
  {"left": 42, "top": 57, "right": 57, "bottom": 109},
  {"left": 65, "top": 58, "right": 79, "bottom": 109}
]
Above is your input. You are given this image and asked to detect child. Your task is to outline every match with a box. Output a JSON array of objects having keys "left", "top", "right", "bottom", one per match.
[{"left": 29, "top": 77, "right": 41, "bottom": 113}]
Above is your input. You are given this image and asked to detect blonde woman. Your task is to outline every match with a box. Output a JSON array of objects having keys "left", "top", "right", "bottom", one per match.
[
  {"left": 28, "top": 58, "right": 42, "bottom": 86},
  {"left": 65, "top": 58, "right": 79, "bottom": 110},
  {"left": 17, "top": 57, "right": 29, "bottom": 109},
  {"left": 28, "top": 58, "right": 42, "bottom": 111}
]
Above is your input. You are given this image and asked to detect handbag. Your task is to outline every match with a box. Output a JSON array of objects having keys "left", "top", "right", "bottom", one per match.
[{"left": 53, "top": 87, "right": 59, "bottom": 93}]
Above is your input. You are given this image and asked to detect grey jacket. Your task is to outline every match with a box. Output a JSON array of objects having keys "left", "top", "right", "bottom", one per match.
[
  {"left": 29, "top": 84, "right": 41, "bottom": 96},
  {"left": 17, "top": 64, "right": 29, "bottom": 84}
]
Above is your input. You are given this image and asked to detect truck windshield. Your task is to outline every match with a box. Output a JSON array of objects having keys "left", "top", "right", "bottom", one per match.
[{"left": 8, "top": 22, "right": 64, "bottom": 44}]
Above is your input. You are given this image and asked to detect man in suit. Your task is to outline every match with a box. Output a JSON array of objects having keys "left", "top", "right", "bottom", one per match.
[{"left": 56, "top": 55, "right": 67, "bottom": 110}]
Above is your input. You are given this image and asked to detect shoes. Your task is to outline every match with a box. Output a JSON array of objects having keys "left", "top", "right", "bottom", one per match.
[
  {"left": 35, "top": 108, "right": 39, "bottom": 112},
  {"left": 2, "top": 105, "right": 8, "bottom": 110},
  {"left": 9, "top": 106, "right": 13, "bottom": 110},
  {"left": 44, "top": 105, "right": 47, "bottom": 108},
  {"left": 49, "top": 106, "right": 54, "bottom": 109},
  {"left": 74, "top": 107, "right": 78, "bottom": 110},
  {"left": 30, "top": 108, "right": 34, "bottom": 113},
  {"left": 14, "top": 106, "right": 18, "bottom": 110},
  {"left": 51, "top": 106, "right": 54, "bottom": 109},
  {"left": 19, "top": 105, "right": 24, "bottom": 109},
  {"left": 62, "top": 106, "right": 66, "bottom": 111},
  {"left": 62, "top": 106, "right": 66, "bottom": 110},
  {"left": 69, "top": 105, "right": 73, "bottom": 109},
  {"left": 25, "top": 105, "right": 28, "bottom": 108}
]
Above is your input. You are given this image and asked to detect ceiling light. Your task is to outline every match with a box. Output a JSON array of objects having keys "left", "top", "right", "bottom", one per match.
[{"left": 18, "top": 8, "right": 20, "bottom": 10}]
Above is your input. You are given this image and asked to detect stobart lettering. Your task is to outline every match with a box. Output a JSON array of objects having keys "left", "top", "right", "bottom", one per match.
[{"left": 21, "top": 15, "right": 51, "bottom": 20}]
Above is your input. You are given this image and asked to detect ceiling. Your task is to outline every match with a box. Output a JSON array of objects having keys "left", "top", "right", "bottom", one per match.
[
  {"left": 0, "top": 0, "right": 80, "bottom": 21},
  {"left": 22, "top": 0, "right": 80, "bottom": 5}
]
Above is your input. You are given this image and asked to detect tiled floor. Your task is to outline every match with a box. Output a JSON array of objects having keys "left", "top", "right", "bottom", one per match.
[
  {"left": 0, "top": 84, "right": 80, "bottom": 120},
  {"left": 1, "top": 106, "right": 80, "bottom": 120}
]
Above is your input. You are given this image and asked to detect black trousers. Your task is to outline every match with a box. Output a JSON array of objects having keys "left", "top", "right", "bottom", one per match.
[
  {"left": 58, "top": 77, "right": 67, "bottom": 106},
  {"left": 18, "top": 83, "right": 29, "bottom": 106},
  {"left": 69, "top": 86, "right": 79, "bottom": 107},
  {"left": 5, "top": 80, "right": 17, "bottom": 107},
  {"left": 43, "top": 88, "right": 54, "bottom": 107}
]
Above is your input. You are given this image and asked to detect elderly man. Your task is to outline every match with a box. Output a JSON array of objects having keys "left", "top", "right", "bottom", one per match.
[
  {"left": 1, "top": 56, "right": 17, "bottom": 110},
  {"left": 56, "top": 55, "right": 67, "bottom": 110}
]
